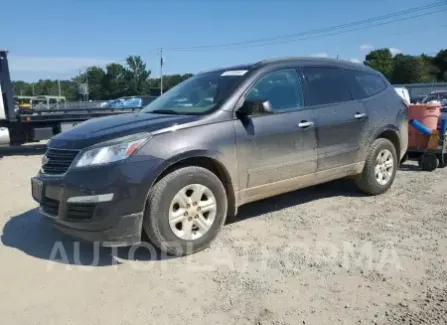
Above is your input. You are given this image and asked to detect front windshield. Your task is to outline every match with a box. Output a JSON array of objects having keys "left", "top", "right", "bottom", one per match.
[{"left": 141, "top": 70, "right": 247, "bottom": 115}]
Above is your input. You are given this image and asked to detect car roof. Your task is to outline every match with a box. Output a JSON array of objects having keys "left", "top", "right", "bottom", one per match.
[{"left": 200, "top": 57, "right": 376, "bottom": 75}]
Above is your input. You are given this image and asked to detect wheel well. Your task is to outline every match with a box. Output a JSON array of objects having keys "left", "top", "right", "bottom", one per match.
[
  {"left": 377, "top": 129, "right": 400, "bottom": 157},
  {"left": 153, "top": 156, "right": 237, "bottom": 217}
]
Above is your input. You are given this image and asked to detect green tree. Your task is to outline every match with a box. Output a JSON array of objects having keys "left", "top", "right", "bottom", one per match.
[
  {"left": 33, "top": 79, "right": 59, "bottom": 96},
  {"left": 59, "top": 80, "right": 78, "bottom": 101},
  {"left": 85, "top": 66, "right": 106, "bottom": 99},
  {"left": 9, "top": 56, "right": 193, "bottom": 101},
  {"left": 391, "top": 54, "right": 434, "bottom": 84},
  {"left": 12, "top": 81, "right": 31, "bottom": 96},
  {"left": 125, "top": 56, "right": 151, "bottom": 95},
  {"left": 364, "top": 49, "right": 394, "bottom": 80},
  {"left": 151, "top": 73, "right": 193, "bottom": 91},
  {"left": 420, "top": 53, "right": 439, "bottom": 82},
  {"left": 102, "top": 63, "right": 128, "bottom": 99},
  {"left": 434, "top": 49, "right": 447, "bottom": 81}
]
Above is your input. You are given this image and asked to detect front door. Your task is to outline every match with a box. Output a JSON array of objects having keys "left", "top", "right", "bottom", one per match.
[
  {"left": 300, "top": 66, "right": 368, "bottom": 171},
  {"left": 234, "top": 68, "right": 317, "bottom": 199}
]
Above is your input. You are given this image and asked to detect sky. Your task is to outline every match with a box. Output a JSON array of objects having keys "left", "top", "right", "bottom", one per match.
[{"left": 0, "top": 0, "right": 446, "bottom": 82}]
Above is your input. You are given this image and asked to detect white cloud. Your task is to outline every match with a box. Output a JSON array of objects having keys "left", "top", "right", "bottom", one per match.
[
  {"left": 360, "top": 44, "right": 374, "bottom": 52},
  {"left": 8, "top": 56, "right": 116, "bottom": 73},
  {"left": 349, "top": 59, "right": 362, "bottom": 64},
  {"left": 389, "top": 47, "right": 402, "bottom": 56},
  {"left": 310, "top": 52, "right": 329, "bottom": 58}
]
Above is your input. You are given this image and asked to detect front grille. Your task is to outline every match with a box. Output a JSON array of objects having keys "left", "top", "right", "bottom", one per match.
[
  {"left": 67, "top": 203, "right": 96, "bottom": 220},
  {"left": 42, "top": 148, "right": 80, "bottom": 175},
  {"left": 41, "top": 197, "right": 60, "bottom": 216}
]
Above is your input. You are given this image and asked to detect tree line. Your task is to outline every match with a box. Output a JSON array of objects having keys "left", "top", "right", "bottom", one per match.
[
  {"left": 364, "top": 48, "right": 447, "bottom": 84},
  {"left": 11, "top": 49, "right": 447, "bottom": 101},
  {"left": 12, "top": 56, "right": 193, "bottom": 101}
]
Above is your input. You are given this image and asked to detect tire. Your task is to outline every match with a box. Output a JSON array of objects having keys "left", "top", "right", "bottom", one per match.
[
  {"left": 439, "top": 154, "right": 447, "bottom": 168},
  {"left": 418, "top": 153, "right": 438, "bottom": 171},
  {"left": 143, "top": 166, "right": 228, "bottom": 256},
  {"left": 355, "top": 138, "right": 398, "bottom": 195}
]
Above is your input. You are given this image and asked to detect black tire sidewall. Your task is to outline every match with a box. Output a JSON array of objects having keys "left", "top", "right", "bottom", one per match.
[
  {"left": 369, "top": 139, "right": 398, "bottom": 191},
  {"left": 148, "top": 168, "right": 227, "bottom": 255},
  {"left": 356, "top": 138, "right": 398, "bottom": 195},
  {"left": 420, "top": 153, "right": 439, "bottom": 171}
]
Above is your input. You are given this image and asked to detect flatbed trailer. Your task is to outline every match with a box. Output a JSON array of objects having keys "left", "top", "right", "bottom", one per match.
[{"left": 0, "top": 50, "right": 142, "bottom": 145}]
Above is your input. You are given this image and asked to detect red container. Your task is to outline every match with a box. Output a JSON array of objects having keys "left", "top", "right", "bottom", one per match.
[{"left": 408, "top": 103, "right": 441, "bottom": 149}]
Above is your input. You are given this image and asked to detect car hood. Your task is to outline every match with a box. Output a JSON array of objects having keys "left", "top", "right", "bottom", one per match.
[{"left": 49, "top": 112, "right": 200, "bottom": 149}]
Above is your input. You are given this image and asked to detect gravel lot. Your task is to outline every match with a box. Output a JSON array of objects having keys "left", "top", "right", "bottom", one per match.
[{"left": 0, "top": 146, "right": 446, "bottom": 325}]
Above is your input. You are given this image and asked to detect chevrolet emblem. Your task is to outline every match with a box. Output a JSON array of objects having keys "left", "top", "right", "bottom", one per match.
[{"left": 42, "top": 155, "right": 49, "bottom": 166}]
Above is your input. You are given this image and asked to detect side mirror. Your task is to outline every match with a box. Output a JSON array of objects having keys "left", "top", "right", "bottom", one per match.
[{"left": 237, "top": 99, "right": 273, "bottom": 117}]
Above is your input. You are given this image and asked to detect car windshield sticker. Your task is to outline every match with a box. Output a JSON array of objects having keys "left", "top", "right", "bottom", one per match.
[{"left": 221, "top": 70, "right": 248, "bottom": 76}]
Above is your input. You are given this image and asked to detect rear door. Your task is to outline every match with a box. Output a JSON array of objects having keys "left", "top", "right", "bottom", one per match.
[{"left": 299, "top": 66, "right": 368, "bottom": 171}]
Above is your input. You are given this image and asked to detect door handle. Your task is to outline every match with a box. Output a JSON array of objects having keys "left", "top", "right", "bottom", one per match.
[
  {"left": 298, "top": 121, "right": 314, "bottom": 128},
  {"left": 354, "top": 113, "right": 366, "bottom": 119}
]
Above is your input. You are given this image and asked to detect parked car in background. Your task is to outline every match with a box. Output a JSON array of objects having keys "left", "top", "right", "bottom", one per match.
[
  {"left": 31, "top": 57, "right": 408, "bottom": 256},
  {"left": 101, "top": 96, "right": 157, "bottom": 109},
  {"left": 422, "top": 90, "right": 447, "bottom": 104},
  {"left": 123, "top": 95, "right": 157, "bottom": 108},
  {"left": 101, "top": 98, "right": 127, "bottom": 108}
]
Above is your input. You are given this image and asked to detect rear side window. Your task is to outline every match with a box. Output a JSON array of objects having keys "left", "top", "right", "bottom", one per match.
[
  {"left": 301, "top": 67, "right": 352, "bottom": 106},
  {"left": 344, "top": 69, "right": 388, "bottom": 99}
]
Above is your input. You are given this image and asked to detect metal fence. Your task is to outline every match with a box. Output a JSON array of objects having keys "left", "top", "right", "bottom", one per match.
[
  {"left": 31, "top": 100, "right": 108, "bottom": 110},
  {"left": 393, "top": 82, "right": 447, "bottom": 98}
]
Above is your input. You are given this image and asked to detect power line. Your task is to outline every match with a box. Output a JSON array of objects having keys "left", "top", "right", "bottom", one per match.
[
  {"left": 166, "top": 7, "right": 447, "bottom": 52},
  {"left": 164, "top": 1, "right": 447, "bottom": 52},
  {"left": 362, "top": 24, "right": 447, "bottom": 47}
]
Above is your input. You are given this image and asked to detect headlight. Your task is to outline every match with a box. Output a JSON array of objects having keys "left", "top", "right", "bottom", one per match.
[{"left": 75, "top": 133, "right": 151, "bottom": 168}]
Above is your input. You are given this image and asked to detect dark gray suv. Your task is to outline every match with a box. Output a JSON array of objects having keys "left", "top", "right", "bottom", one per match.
[{"left": 31, "top": 57, "right": 408, "bottom": 256}]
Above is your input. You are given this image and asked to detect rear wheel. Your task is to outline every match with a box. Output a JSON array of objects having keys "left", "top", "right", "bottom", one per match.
[
  {"left": 143, "top": 166, "right": 228, "bottom": 256},
  {"left": 356, "top": 138, "right": 398, "bottom": 195}
]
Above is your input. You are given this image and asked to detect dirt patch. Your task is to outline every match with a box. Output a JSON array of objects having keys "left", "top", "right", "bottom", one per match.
[
  {"left": 385, "top": 286, "right": 447, "bottom": 324},
  {"left": 0, "top": 153, "right": 446, "bottom": 325}
]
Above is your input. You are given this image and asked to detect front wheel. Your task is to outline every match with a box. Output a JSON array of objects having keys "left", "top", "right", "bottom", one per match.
[
  {"left": 355, "top": 138, "right": 398, "bottom": 195},
  {"left": 143, "top": 166, "right": 228, "bottom": 256}
]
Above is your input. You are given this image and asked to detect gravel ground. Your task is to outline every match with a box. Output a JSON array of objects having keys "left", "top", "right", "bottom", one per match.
[{"left": 0, "top": 146, "right": 446, "bottom": 325}]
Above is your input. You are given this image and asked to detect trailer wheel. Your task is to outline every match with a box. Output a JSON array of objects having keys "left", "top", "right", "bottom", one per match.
[
  {"left": 438, "top": 154, "right": 447, "bottom": 168},
  {"left": 418, "top": 153, "right": 438, "bottom": 171}
]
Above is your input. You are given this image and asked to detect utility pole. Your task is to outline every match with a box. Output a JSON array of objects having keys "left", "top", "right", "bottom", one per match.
[
  {"left": 32, "top": 83, "right": 35, "bottom": 96},
  {"left": 85, "top": 68, "right": 89, "bottom": 101},
  {"left": 57, "top": 80, "right": 61, "bottom": 97},
  {"left": 160, "top": 48, "right": 164, "bottom": 95}
]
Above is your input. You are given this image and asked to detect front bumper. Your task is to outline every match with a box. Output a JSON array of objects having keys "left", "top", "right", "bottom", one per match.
[{"left": 31, "top": 158, "right": 164, "bottom": 246}]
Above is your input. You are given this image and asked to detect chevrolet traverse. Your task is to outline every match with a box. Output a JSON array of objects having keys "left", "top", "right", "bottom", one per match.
[{"left": 31, "top": 57, "right": 408, "bottom": 256}]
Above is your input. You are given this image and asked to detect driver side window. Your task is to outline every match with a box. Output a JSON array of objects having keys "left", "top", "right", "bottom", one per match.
[{"left": 245, "top": 69, "right": 304, "bottom": 111}]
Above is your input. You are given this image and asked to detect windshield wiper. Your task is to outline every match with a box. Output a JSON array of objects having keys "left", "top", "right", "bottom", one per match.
[{"left": 150, "top": 109, "right": 180, "bottom": 115}]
